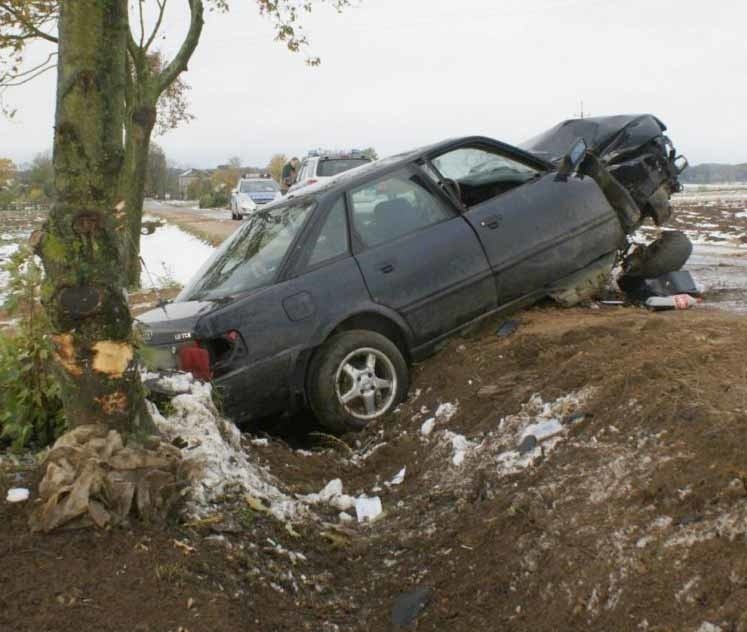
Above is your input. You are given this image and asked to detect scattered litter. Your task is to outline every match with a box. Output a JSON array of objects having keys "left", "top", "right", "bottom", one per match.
[
  {"left": 420, "top": 418, "right": 436, "bottom": 436},
  {"left": 521, "top": 418, "right": 564, "bottom": 442},
  {"left": 6, "top": 487, "right": 30, "bottom": 503},
  {"left": 250, "top": 438, "right": 269, "bottom": 447},
  {"left": 355, "top": 496, "right": 383, "bottom": 523},
  {"left": 435, "top": 402, "right": 458, "bottom": 421},
  {"left": 517, "top": 435, "right": 538, "bottom": 455},
  {"left": 496, "top": 319, "right": 520, "bottom": 338},
  {"left": 301, "top": 479, "right": 355, "bottom": 512},
  {"left": 645, "top": 294, "right": 700, "bottom": 310},
  {"left": 386, "top": 467, "right": 406, "bottom": 487},
  {"left": 391, "top": 586, "right": 433, "bottom": 627},
  {"left": 444, "top": 431, "right": 477, "bottom": 466}
]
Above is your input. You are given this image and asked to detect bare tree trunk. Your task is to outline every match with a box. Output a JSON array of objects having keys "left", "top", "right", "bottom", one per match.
[
  {"left": 38, "top": 0, "right": 153, "bottom": 436},
  {"left": 123, "top": 101, "right": 156, "bottom": 288}
]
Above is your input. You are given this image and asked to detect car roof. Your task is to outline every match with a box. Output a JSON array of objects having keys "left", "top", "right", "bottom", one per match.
[{"left": 286, "top": 136, "right": 553, "bottom": 201}]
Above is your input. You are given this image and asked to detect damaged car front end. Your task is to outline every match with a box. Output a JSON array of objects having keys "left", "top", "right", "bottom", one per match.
[{"left": 523, "top": 114, "right": 691, "bottom": 288}]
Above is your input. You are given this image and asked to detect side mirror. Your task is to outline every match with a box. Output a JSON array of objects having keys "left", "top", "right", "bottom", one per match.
[
  {"left": 557, "top": 139, "right": 588, "bottom": 178},
  {"left": 673, "top": 155, "right": 688, "bottom": 175}
]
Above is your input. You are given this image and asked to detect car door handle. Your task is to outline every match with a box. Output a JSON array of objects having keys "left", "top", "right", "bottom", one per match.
[
  {"left": 481, "top": 215, "right": 502, "bottom": 230},
  {"left": 378, "top": 262, "right": 395, "bottom": 274}
]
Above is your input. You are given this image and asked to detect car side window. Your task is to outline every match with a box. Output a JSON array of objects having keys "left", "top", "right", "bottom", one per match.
[
  {"left": 306, "top": 197, "right": 349, "bottom": 268},
  {"left": 433, "top": 147, "right": 538, "bottom": 181},
  {"left": 431, "top": 147, "right": 540, "bottom": 208},
  {"left": 349, "top": 172, "right": 454, "bottom": 248}
]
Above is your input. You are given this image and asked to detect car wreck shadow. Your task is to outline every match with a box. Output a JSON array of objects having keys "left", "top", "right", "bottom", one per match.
[{"left": 238, "top": 410, "right": 329, "bottom": 451}]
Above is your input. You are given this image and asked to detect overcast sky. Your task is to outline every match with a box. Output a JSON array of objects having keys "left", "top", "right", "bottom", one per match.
[{"left": 1, "top": 0, "right": 745, "bottom": 168}]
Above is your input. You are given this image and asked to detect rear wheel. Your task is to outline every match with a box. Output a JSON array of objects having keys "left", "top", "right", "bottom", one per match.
[{"left": 308, "top": 330, "right": 409, "bottom": 434}]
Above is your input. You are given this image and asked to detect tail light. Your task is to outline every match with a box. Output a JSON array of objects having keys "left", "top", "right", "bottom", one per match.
[
  {"left": 178, "top": 341, "right": 212, "bottom": 381},
  {"left": 177, "top": 331, "right": 247, "bottom": 381}
]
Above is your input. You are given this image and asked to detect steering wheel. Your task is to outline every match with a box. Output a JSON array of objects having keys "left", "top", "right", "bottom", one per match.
[{"left": 441, "top": 178, "right": 462, "bottom": 204}]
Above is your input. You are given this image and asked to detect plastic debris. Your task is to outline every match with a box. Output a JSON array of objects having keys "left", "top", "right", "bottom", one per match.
[
  {"left": 355, "top": 496, "right": 383, "bottom": 523},
  {"left": 496, "top": 319, "right": 520, "bottom": 338},
  {"left": 386, "top": 467, "right": 406, "bottom": 487},
  {"left": 517, "top": 435, "right": 538, "bottom": 455},
  {"left": 420, "top": 418, "right": 436, "bottom": 436},
  {"left": 391, "top": 586, "right": 433, "bottom": 627},
  {"left": 521, "top": 419, "right": 564, "bottom": 442},
  {"left": 6, "top": 487, "right": 30, "bottom": 503},
  {"left": 645, "top": 294, "right": 700, "bottom": 310}
]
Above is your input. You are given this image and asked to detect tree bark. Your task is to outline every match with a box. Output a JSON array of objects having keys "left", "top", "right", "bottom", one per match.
[
  {"left": 123, "top": 99, "right": 156, "bottom": 288},
  {"left": 39, "top": 0, "right": 153, "bottom": 436}
]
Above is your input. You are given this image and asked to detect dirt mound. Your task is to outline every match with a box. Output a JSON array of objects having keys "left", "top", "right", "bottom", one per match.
[{"left": 3, "top": 305, "right": 747, "bottom": 631}]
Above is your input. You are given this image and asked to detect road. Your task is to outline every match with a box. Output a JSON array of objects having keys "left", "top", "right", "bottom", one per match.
[{"left": 144, "top": 199, "right": 239, "bottom": 246}]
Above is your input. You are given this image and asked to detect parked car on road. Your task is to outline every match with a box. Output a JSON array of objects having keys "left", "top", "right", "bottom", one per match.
[
  {"left": 288, "top": 151, "right": 372, "bottom": 194},
  {"left": 139, "top": 115, "right": 687, "bottom": 432},
  {"left": 231, "top": 175, "right": 282, "bottom": 220}
]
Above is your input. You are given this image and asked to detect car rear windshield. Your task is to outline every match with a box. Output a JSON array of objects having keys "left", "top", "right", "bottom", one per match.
[
  {"left": 240, "top": 180, "right": 279, "bottom": 193},
  {"left": 178, "top": 199, "right": 315, "bottom": 302},
  {"left": 317, "top": 158, "right": 370, "bottom": 178}
]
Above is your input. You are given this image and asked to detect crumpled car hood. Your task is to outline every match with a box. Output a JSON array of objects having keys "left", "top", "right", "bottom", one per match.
[{"left": 520, "top": 114, "right": 667, "bottom": 164}]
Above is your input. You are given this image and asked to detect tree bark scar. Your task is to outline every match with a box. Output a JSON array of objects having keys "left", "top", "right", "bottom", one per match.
[
  {"left": 52, "top": 334, "right": 83, "bottom": 378},
  {"left": 92, "top": 341, "right": 134, "bottom": 378},
  {"left": 96, "top": 391, "right": 129, "bottom": 415}
]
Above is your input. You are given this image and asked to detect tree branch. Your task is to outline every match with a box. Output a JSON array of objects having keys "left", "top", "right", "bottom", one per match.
[
  {"left": 144, "top": 0, "right": 168, "bottom": 53},
  {"left": 156, "top": 0, "right": 204, "bottom": 95},
  {"left": 0, "top": 2, "right": 58, "bottom": 44}
]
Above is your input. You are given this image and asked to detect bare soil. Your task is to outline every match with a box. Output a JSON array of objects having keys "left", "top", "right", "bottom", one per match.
[{"left": 4, "top": 304, "right": 747, "bottom": 631}]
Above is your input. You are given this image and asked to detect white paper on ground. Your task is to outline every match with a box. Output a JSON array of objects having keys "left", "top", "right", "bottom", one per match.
[
  {"left": 355, "top": 496, "right": 383, "bottom": 523},
  {"left": 6, "top": 488, "right": 30, "bottom": 503}
]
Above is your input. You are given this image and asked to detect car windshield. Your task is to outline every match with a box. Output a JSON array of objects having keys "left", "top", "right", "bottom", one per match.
[
  {"left": 240, "top": 180, "right": 279, "bottom": 193},
  {"left": 178, "top": 199, "right": 315, "bottom": 302},
  {"left": 317, "top": 158, "right": 370, "bottom": 177}
]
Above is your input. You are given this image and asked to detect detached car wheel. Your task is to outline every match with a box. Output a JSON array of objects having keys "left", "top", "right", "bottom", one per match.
[
  {"left": 308, "top": 330, "right": 409, "bottom": 434},
  {"left": 622, "top": 230, "right": 693, "bottom": 279}
]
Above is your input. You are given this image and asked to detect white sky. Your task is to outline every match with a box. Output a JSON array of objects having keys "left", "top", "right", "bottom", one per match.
[{"left": 1, "top": 0, "right": 746, "bottom": 168}]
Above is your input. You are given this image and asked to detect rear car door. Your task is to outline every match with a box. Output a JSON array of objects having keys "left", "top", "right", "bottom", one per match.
[
  {"left": 431, "top": 145, "right": 625, "bottom": 304},
  {"left": 349, "top": 168, "right": 496, "bottom": 344}
]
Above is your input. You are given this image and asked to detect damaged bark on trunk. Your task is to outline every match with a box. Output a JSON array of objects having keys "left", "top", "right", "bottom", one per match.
[{"left": 39, "top": 0, "right": 154, "bottom": 436}]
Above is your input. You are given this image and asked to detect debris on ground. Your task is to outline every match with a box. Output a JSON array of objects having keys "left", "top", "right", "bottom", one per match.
[
  {"left": 29, "top": 424, "right": 182, "bottom": 532},
  {"left": 645, "top": 294, "right": 701, "bottom": 310},
  {"left": 391, "top": 585, "right": 433, "bottom": 627},
  {"left": 5, "top": 487, "right": 29, "bottom": 503},
  {"left": 496, "top": 319, "right": 520, "bottom": 337}
]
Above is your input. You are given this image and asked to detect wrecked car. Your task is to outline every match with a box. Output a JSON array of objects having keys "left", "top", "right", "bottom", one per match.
[{"left": 138, "top": 114, "right": 688, "bottom": 432}]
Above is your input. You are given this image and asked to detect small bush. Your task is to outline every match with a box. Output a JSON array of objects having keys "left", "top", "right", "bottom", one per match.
[
  {"left": 0, "top": 247, "right": 65, "bottom": 450},
  {"left": 198, "top": 190, "right": 230, "bottom": 209}
]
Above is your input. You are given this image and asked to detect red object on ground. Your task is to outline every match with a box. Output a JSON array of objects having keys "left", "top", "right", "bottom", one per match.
[{"left": 178, "top": 344, "right": 212, "bottom": 381}]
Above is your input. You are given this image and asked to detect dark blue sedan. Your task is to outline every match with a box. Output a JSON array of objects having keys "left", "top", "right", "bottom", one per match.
[{"left": 139, "top": 116, "right": 686, "bottom": 432}]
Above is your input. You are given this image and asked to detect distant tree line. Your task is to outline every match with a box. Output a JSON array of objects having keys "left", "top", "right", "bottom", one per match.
[{"left": 680, "top": 163, "right": 747, "bottom": 184}]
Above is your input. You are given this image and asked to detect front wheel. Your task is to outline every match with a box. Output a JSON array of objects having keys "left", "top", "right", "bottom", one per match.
[{"left": 308, "top": 330, "right": 409, "bottom": 434}]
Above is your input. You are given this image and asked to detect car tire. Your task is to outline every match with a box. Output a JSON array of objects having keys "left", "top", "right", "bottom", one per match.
[
  {"left": 622, "top": 230, "right": 693, "bottom": 278},
  {"left": 308, "top": 330, "right": 409, "bottom": 434}
]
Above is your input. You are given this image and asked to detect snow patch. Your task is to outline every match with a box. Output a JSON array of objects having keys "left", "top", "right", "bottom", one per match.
[{"left": 149, "top": 378, "right": 304, "bottom": 521}]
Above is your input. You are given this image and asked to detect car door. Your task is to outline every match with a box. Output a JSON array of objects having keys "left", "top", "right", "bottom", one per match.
[
  {"left": 349, "top": 167, "right": 496, "bottom": 344},
  {"left": 431, "top": 144, "right": 625, "bottom": 304}
]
